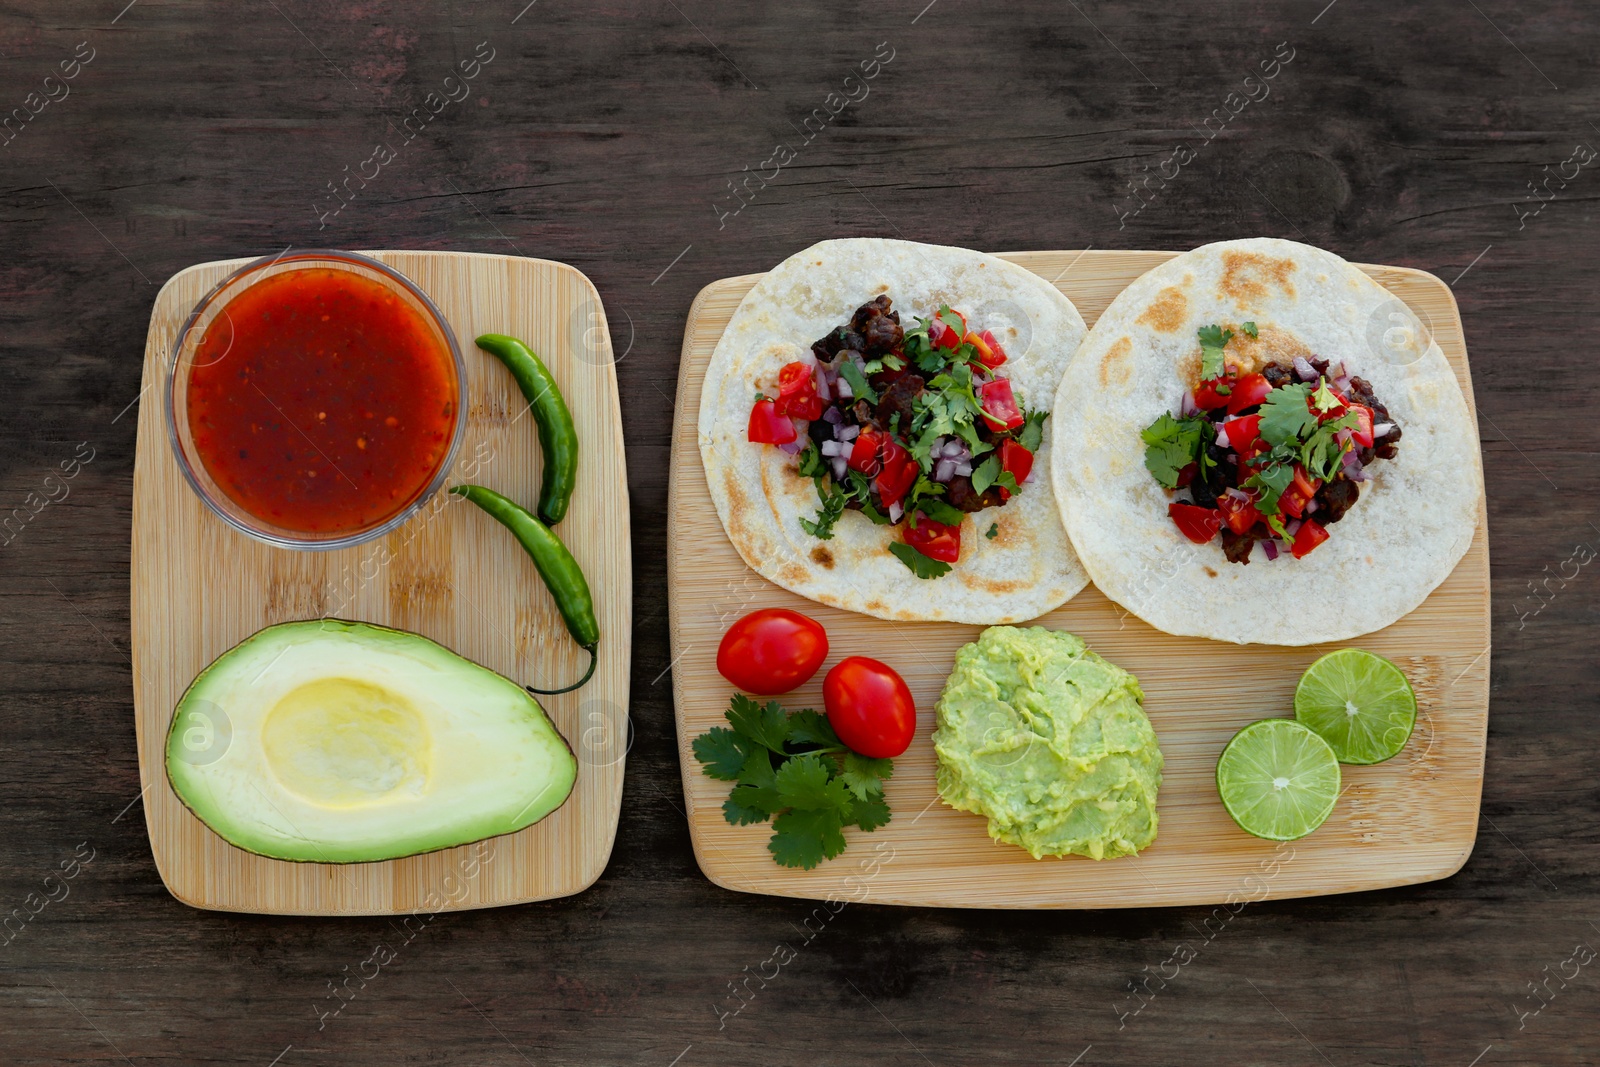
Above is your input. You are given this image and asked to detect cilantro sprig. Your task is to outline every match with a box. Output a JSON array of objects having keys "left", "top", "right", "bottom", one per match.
[
  {"left": 1197, "top": 324, "right": 1234, "bottom": 381},
  {"left": 693, "top": 694, "right": 894, "bottom": 869},
  {"left": 1141, "top": 412, "right": 1215, "bottom": 489}
]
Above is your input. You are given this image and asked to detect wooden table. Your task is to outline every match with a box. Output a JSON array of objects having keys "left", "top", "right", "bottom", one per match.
[{"left": 1, "top": 2, "right": 1592, "bottom": 1064}]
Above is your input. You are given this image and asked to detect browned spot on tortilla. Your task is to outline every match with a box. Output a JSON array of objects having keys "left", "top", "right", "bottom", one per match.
[
  {"left": 720, "top": 469, "right": 753, "bottom": 546},
  {"left": 783, "top": 462, "right": 807, "bottom": 484},
  {"left": 1099, "top": 337, "right": 1133, "bottom": 387},
  {"left": 866, "top": 599, "right": 886, "bottom": 613},
  {"left": 810, "top": 545, "right": 834, "bottom": 569},
  {"left": 1204, "top": 566, "right": 1218, "bottom": 578},
  {"left": 1137, "top": 286, "right": 1188, "bottom": 333},
  {"left": 777, "top": 562, "right": 806, "bottom": 584},
  {"left": 1219, "top": 250, "right": 1296, "bottom": 309},
  {"left": 965, "top": 575, "right": 1025, "bottom": 596},
  {"left": 1226, "top": 323, "right": 1311, "bottom": 375}
]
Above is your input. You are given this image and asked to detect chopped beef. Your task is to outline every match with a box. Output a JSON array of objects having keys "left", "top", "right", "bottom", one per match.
[
  {"left": 876, "top": 373, "right": 925, "bottom": 431},
  {"left": 1316, "top": 478, "right": 1359, "bottom": 523},
  {"left": 945, "top": 476, "right": 1005, "bottom": 513},
  {"left": 850, "top": 295, "right": 893, "bottom": 333},
  {"left": 811, "top": 326, "right": 866, "bottom": 363},
  {"left": 862, "top": 312, "right": 904, "bottom": 354},
  {"left": 1220, "top": 527, "right": 1260, "bottom": 564},
  {"left": 1262, "top": 362, "right": 1294, "bottom": 387}
]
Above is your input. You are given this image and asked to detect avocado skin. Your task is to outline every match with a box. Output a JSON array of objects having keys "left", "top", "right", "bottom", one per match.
[{"left": 165, "top": 618, "right": 579, "bottom": 865}]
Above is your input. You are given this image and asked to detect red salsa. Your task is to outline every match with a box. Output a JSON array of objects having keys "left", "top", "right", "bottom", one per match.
[{"left": 185, "top": 267, "right": 457, "bottom": 536}]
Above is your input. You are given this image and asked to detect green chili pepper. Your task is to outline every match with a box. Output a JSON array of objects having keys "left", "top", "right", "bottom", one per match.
[
  {"left": 475, "top": 333, "right": 579, "bottom": 526},
  {"left": 452, "top": 484, "right": 598, "bottom": 695}
]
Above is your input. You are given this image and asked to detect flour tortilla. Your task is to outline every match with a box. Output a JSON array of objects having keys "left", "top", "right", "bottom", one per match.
[
  {"left": 1052, "top": 238, "right": 1483, "bottom": 645},
  {"left": 699, "top": 238, "right": 1089, "bottom": 624}
]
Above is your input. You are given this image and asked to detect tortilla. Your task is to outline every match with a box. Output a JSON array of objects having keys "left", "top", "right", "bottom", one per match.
[
  {"left": 698, "top": 238, "right": 1089, "bottom": 624},
  {"left": 1051, "top": 238, "right": 1483, "bottom": 645}
]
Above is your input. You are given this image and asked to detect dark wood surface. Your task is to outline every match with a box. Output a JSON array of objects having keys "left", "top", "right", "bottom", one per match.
[{"left": 1, "top": 2, "right": 1594, "bottom": 1064}]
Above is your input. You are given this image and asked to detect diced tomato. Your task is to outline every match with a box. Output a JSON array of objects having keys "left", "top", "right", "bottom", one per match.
[
  {"left": 1234, "top": 436, "right": 1271, "bottom": 478},
  {"left": 903, "top": 514, "right": 961, "bottom": 563},
  {"left": 1217, "top": 492, "right": 1262, "bottom": 536},
  {"left": 996, "top": 438, "right": 1034, "bottom": 501},
  {"left": 1226, "top": 373, "right": 1272, "bottom": 414},
  {"left": 1168, "top": 502, "right": 1222, "bottom": 544},
  {"left": 1223, "top": 414, "right": 1262, "bottom": 454},
  {"left": 1193, "top": 370, "right": 1236, "bottom": 410},
  {"left": 1349, "top": 403, "right": 1375, "bottom": 448},
  {"left": 848, "top": 428, "right": 884, "bottom": 474},
  {"left": 978, "top": 378, "right": 1025, "bottom": 431},
  {"left": 1278, "top": 464, "right": 1322, "bottom": 520},
  {"left": 874, "top": 439, "right": 917, "bottom": 508},
  {"left": 976, "top": 328, "right": 1008, "bottom": 368},
  {"left": 1291, "top": 518, "right": 1329, "bottom": 559},
  {"left": 774, "top": 361, "right": 823, "bottom": 420},
  {"left": 747, "top": 398, "right": 797, "bottom": 444}
]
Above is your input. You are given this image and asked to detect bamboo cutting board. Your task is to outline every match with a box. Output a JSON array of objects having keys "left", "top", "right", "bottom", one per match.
[
  {"left": 132, "top": 251, "right": 631, "bottom": 915},
  {"left": 667, "top": 250, "right": 1489, "bottom": 908}
]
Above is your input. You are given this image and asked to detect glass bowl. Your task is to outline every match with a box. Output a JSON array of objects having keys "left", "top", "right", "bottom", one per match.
[{"left": 166, "top": 249, "right": 467, "bottom": 551}]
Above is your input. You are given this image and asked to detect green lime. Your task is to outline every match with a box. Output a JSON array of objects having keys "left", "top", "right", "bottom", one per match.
[
  {"left": 1215, "top": 719, "right": 1341, "bottom": 841},
  {"left": 1294, "top": 649, "right": 1417, "bottom": 764}
]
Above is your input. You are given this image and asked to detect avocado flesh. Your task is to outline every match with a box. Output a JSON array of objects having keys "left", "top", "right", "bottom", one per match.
[{"left": 166, "top": 619, "right": 578, "bottom": 863}]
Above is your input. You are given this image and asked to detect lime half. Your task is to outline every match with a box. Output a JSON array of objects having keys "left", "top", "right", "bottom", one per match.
[
  {"left": 1216, "top": 719, "right": 1341, "bottom": 841},
  {"left": 1294, "top": 649, "right": 1417, "bottom": 764}
]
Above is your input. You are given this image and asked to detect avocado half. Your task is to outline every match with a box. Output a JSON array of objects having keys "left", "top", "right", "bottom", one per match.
[{"left": 165, "top": 619, "right": 578, "bottom": 864}]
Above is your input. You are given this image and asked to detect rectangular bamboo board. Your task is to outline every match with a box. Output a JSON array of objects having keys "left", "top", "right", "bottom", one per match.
[
  {"left": 132, "top": 250, "right": 632, "bottom": 915},
  {"left": 667, "top": 249, "right": 1489, "bottom": 908}
]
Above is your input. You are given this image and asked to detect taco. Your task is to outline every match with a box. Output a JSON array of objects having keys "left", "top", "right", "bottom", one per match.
[
  {"left": 1052, "top": 237, "right": 1483, "bottom": 645},
  {"left": 698, "top": 238, "right": 1089, "bottom": 624}
]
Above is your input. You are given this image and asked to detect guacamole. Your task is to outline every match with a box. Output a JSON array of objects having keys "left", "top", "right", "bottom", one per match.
[{"left": 933, "top": 626, "right": 1163, "bottom": 860}]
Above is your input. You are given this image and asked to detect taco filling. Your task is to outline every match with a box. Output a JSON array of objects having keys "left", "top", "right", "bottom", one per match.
[
  {"left": 745, "top": 296, "right": 1047, "bottom": 578},
  {"left": 1142, "top": 323, "right": 1403, "bottom": 564}
]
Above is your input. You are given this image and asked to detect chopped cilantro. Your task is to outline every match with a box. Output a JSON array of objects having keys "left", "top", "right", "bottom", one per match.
[
  {"left": 1257, "top": 383, "right": 1317, "bottom": 446},
  {"left": 889, "top": 541, "right": 953, "bottom": 579},
  {"left": 799, "top": 479, "right": 847, "bottom": 539},
  {"left": 1241, "top": 321, "right": 1258, "bottom": 339},
  {"left": 692, "top": 694, "right": 895, "bottom": 870},
  {"left": 1245, "top": 461, "right": 1294, "bottom": 515},
  {"left": 1197, "top": 324, "right": 1234, "bottom": 381},
  {"left": 1300, "top": 410, "right": 1358, "bottom": 481},
  {"left": 1140, "top": 412, "right": 1215, "bottom": 489},
  {"left": 1017, "top": 408, "right": 1049, "bottom": 452},
  {"left": 1310, "top": 378, "right": 1344, "bottom": 415},
  {"left": 837, "top": 360, "right": 878, "bottom": 404},
  {"left": 916, "top": 498, "right": 966, "bottom": 527},
  {"left": 985, "top": 522, "right": 999, "bottom": 539},
  {"left": 936, "top": 305, "right": 966, "bottom": 337}
]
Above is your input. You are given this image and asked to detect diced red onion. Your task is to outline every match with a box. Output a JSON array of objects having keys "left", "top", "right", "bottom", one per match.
[
  {"left": 822, "top": 406, "right": 843, "bottom": 425},
  {"left": 1327, "top": 361, "right": 1344, "bottom": 381},
  {"left": 798, "top": 349, "right": 818, "bottom": 369},
  {"left": 837, "top": 377, "right": 853, "bottom": 399},
  {"left": 1284, "top": 518, "right": 1302, "bottom": 537},
  {"left": 1373, "top": 422, "right": 1394, "bottom": 438},
  {"left": 1333, "top": 374, "right": 1351, "bottom": 392},
  {"left": 831, "top": 456, "right": 847, "bottom": 480},
  {"left": 934, "top": 458, "right": 956, "bottom": 482},
  {"left": 1180, "top": 390, "right": 1200, "bottom": 417},
  {"left": 929, "top": 319, "right": 947, "bottom": 345},
  {"left": 1335, "top": 428, "right": 1353, "bottom": 446},
  {"left": 887, "top": 501, "right": 904, "bottom": 523},
  {"left": 820, "top": 440, "right": 846, "bottom": 457},
  {"left": 1305, "top": 499, "right": 1319, "bottom": 514},
  {"left": 778, "top": 437, "right": 804, "bottom": 455},
  {"left": 836, "top": 424, "right": 859, "bottom": 442},
  {"left": 954, "top": 462, "right": 974, "bottom": 477},
  {"left": 1293, "top": 356, "right": 1317, "bottom": 382},
  {"left": 1215, "top": 426, "right": 1232, "bottom": 449},
  {"left": 814, "top": 365, "right": 832, "bottom": 401},
  {"left": 1342, "top": 451, "right": 1368, "bottom": 482},
  {"left": 1225, "top": 487, "right": 1250, "bottom": 502},
  {"left": 1024, "top": 467, "right": 1037, "bottom": 484},
  {"left": 1262, "top": 539, "right": 1279, "bottom": 561}
]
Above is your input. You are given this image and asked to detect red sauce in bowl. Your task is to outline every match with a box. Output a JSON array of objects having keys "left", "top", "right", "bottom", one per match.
[{"left": 184, "top": 267, "right": 457, "bottom": 536}]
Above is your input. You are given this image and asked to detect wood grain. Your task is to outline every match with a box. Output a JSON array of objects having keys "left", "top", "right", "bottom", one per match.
[
  {"left": 668, "top": 251, "right": 1489, "bottom": 908},
  {"left": 130, "top": 251, "right": 632, "bottom": 915}
]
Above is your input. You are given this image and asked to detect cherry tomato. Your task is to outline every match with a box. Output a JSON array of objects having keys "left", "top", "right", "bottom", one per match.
[
  {"left": 1291, "top": 518, "right": 1329, "bottom": 559},
  {"left": 774, "top": 361, "right": 822, "bottom": 421},
  {"left": 747, "top": 398, "right": 797, "bottom": 444},
  {"left": 716, "top": 608, "right": 829, "bottom": 695},
  {"left": 1193, "top": 369, "right": 1236, "bottom": 410},
  {"left": 1221, "top": 413, "right": 1262, "bottom": 454},
  {"left": 874, "top": 439, "right": 917, "bottom": 508},
  {"left": 978, "top": 378, "right": 1025, "bottom": 431},
  {"left": 1168, "top": 502, "right": 1222, "bottom": 544},
  {"left": 903, "top": 514, "right": 961, "bottom": 563},
  {"left": 848, "top": 428, "right": 885, "bottom": 474},
  {"left": 996, "top": 438, "right": 1034, "bottom": 501},
  {"left": 1217, "top": 492, "right": 1262, "bottom": 535},
  {"left": 1225, "top": 373, "right": 1272, "bottom": 414},
  {"left": 1348, "top": 403, "right": 1375, "bottom": 448},
  {"left": 823, "top": 656, "right": 916, "bottom": 759}
]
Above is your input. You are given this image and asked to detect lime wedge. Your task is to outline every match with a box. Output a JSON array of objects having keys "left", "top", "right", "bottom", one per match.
[
  {"left": 1294, "top": 648, "right": 1416, "bottom": 765},
  {"left": 1215, "top": 719, "right": 1341, "bottom": 841}
]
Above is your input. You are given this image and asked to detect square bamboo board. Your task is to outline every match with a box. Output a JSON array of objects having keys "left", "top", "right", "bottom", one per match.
[
  {"left": 667, "top": 250, "right": 1489, "bottom": 909},
  {"left": 131, "top": 250, "right": 632, "bottom": 915}
]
